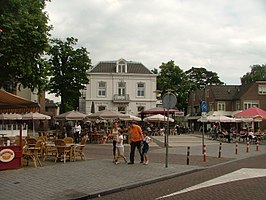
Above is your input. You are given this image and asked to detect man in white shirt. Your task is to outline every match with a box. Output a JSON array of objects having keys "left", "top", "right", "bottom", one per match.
[{"left": 74, "top": 122, "right": 81, "bottom": 143}]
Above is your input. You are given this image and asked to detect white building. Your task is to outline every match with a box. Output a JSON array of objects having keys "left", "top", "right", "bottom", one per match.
[{"left": 81, "top": 58, "right": 157, "bottom": 116}]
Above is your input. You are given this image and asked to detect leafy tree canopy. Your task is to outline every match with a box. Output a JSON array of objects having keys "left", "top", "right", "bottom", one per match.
[
  {"left": 185, "top": 67, "right": 224, "bottom": 89},
  {"left": 151, "top": 68, "right": 158, "bottom": 74},
  {"left": 48, "top": 37, "right": 91, "bottom": 113},
  {"left": 241, "top": 64, "right": 266, "bottom": 85},
  {"left": 0, "top": 0, "right": 51, "bottom": 92},
  {"left": 157, "top": 60, "right": 191, "bottom": 110}
]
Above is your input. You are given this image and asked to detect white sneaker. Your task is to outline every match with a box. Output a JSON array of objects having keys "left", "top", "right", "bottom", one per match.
[
  {"left": 144, "top": 161, "right": 149, "bottom": 165},
  {"left": 115, "top": 161, "right": 120, "bottom": 165}
]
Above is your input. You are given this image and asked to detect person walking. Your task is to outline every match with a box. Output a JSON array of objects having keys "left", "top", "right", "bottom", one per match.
[
  {"left": 74, "top": 122, "right": 81, "bottom": 143},
  {"left": 128, "top": 121, "right": 144, "bottom": 165},
  {"left": 141, "top": 131, "right": 152, "bottom": 165},
  {"left": 114, "top": 130, "right": 127, "bottom": 164},
  {"left": 65, "top": 122, "right": 72, "bottom": 137},
  {"left": 110, "top": 121, "right": 120, "bottom": 163}
]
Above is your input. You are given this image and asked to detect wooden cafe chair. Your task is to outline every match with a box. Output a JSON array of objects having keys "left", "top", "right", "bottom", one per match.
[
  {"left": 74, "top": 137, "right": 87, "bottom": 161},
  {"left": 54, "top": 139, "right": 71, "bottom": 163}
]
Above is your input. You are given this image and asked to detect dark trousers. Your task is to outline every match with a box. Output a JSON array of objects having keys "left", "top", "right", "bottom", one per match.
[
  {"left": 112, "top": 140, "right": 117, "bottom": 157},
  {"left": 74, "top": 132, "right": 80, "bottom": 143},
  {"left": 130, "top": 141, "right": 143, "bottom": 163}
]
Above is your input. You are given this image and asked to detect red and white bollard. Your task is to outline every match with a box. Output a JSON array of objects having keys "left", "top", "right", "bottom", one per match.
[
  {"left": 256, "top": 141, "right": 259, "bottom": 151},
  {"left": 246, "top": 141, "right": 250, "bottom": 153},
  {"left": 235, "top": 142, "right": 238, "bottom": 155},
  {"left": 203, "top": 144, "right": 207, "bottom": 162}
]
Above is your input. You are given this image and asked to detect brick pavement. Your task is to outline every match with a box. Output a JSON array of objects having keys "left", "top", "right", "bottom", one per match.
[{"left": 0, "top": 134, "right": 265, "bottom": 200}]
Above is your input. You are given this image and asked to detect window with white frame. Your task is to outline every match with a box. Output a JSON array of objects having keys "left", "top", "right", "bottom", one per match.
[
  {"left": 217, "top": 102, "right": 225, "bottom": 111},
  {"left": 118, "top": 81, "right": 126, "bottom": 96},
  {"left": 137, "top": 82, "right": 145, "bottom": 97},
  {"left": 98, "top": 81, "right": 106, "bottom": 97},
  {"left": 236, "top": 103, "right": 240, "bottom": 110},
  {"left": 258, "top": 85, "right": 266, "bottom": 95},
  {"left": 117, "top": 61, "right": 126, "bottom": 73},
  {"left": 244, "top": 102, "right": 259, "bottom": 110},
  {"left": 209, "top": 103, "right": 214, "bottom": 111}
]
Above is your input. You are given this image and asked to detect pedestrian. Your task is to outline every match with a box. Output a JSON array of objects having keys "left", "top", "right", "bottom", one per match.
[
  {"left": 114, "top": 130, "right": 127, "bottom": 164},
  {"left": 141, "top": 131, "right": 152, "bottom": 165},
  {"left": 128, "top": 121, "right": 144, "bottom": 164},
  {"left": 65, "top": 122, "right": 72, "bottom": 137},
  {"left": 110, "top": 121, "right": 120, "bottom": 163},
  {"left": 74, "top": 122, "right": 81, "bottom": 143}
]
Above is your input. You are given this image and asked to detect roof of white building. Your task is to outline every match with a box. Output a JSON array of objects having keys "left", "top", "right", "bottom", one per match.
[{"left": 90, "top": 59, "right": 153, "bottom": 74}]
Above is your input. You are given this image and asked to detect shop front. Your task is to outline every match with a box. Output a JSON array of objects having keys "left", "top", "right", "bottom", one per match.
[{"left": 0, "top": 89, "right": 40, "bottom": 170}]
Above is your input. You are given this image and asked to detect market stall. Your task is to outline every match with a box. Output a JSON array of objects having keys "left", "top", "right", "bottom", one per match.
[{"left": 0, "top": 89, "right": 40, "bottom": 170}]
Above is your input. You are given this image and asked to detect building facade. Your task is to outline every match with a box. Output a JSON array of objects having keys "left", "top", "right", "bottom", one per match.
[
  {"left": 187, "top": 81, "right": 266, "bottom": 130},
  {"left": 81, "top": 58, "right": 157, "bottom": 116}
]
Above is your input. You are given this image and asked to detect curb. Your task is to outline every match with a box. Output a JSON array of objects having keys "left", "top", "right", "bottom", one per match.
[{"left": 82, "top": 168, "right": 203, "bottom": 199}]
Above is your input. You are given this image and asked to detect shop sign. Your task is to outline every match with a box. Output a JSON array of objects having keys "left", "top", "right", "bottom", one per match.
[{"left": 0, "top": 148, "right": 15, "bottom": 163}]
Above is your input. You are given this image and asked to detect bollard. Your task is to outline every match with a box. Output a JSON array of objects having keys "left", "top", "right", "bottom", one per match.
[
  {"left": 187, "top": 146, "right": 190, "bottom": 165},
  {"left": 218, "top": 143, "right": 222, "bottom": 158},
  {"left": 203, "top": 144, "right": 207, "bottom": 162},
  {"left": 235, "top": 142, "right": 238, "bottom": 155},
  {"left": 256, "top": 141, "right": 259, "bottom": 151},
  {"left": 246, "top": 141, "right": 250, "bottom": 153}
]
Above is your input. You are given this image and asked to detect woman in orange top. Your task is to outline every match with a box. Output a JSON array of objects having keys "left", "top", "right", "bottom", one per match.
[{"left": 128, "top": 121, "right": 144, "bottom": 164}]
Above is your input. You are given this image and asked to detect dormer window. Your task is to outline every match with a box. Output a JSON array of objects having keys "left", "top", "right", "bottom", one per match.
[{"left": 116, "top": 59, "right": 127, "bottom": 73}]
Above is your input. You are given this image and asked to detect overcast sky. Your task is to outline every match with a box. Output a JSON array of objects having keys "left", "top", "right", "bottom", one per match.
[{"left": 45, "top": 0, "right": 266, "bottom": 86}]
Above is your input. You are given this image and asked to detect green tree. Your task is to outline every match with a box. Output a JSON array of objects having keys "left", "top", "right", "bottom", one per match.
[
  {"left": 151, "top": 68, "right": 158, "bottom": 74},
  {"left": 241, "top": 64, "right": 266, "bottom": 84},
  {"left": 48, "top": 37, "right": 91, "bottom": 113},
  {"left": 157, "top": 60, "right": 191, "bottom": 110},
  {"left": 0, "top": 0, "right": 51, "bottom": 92},
  {"left": 185, "top": 67, "right": 224, "bottom": 89}
]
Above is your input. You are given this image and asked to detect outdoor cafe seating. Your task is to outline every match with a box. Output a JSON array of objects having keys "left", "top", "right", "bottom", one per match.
[
  {"left": 22, "top": 140, "right": 43, "bottom": 167},
  {"left": 54, "top": 139, "right": 72, "bottom": 163},
  {"left": 54, "top": 138, "right": 86, "bottom": 162},
  {"left": 73, "top": 137, "right": 87, "bottom": 161}
]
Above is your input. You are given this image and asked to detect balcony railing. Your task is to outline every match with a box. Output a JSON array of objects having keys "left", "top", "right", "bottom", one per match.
[{"left": 113, "top": 94, "right": 130, "bottom": 103}]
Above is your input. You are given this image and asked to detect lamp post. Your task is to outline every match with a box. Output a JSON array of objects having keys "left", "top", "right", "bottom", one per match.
[{"left": 162, "top": 89, "right": 177, "bottom": 168}]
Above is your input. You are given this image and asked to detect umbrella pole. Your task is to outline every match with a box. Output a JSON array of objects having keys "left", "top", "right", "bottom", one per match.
[{"left": 33, "top": 120, "right": 35, "bottom": 136}]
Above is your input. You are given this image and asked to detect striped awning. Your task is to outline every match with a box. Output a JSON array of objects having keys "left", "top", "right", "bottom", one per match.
[{"left": 0, "top": 89, "right": 40, "bottom": 113}]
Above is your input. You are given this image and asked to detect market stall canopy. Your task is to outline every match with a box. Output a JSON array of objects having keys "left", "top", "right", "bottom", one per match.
[
  {"left": 120, "top": 114, "right": 141, "bottom": 121},
  {"left": 207, "top": 110, "right": 242, "bottom": 117},
  {"left": 0, "top": 89, "right": 39, "bottom": 113},
  {"left": 140, "top": 107, "right": 184, "bottom": 116},
  {"left": 22, "top": 112, "right": 51, "bottom": 120},
  {"left": 143, "top": 114, "right": 174, "bottom": 122},
  {"left": 87, "top": 110, "right": 129, "bottom": 120},
  {"left": 234, "top": 106, "right": 266, "bottom": 119},
  {"left": 198, "top": 115, "right": 241, "bottom": 123},
  {"left": 54, "top": 110, "right": 87, "bottom": 121},
  {"left": 0, "top": 113, "right": 22, "bottom": 120}
]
